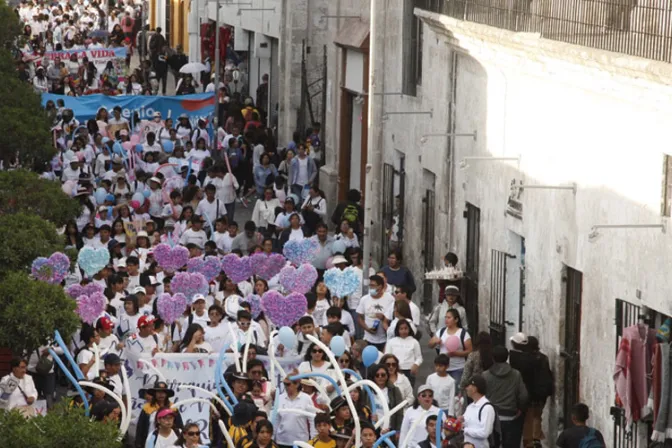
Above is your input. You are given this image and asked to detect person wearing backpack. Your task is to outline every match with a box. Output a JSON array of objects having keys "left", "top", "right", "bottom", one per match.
[
  {"left": 331, "top": 189, "right": 364, "bottom": 235},
  {"left": 522, "top": 336, "right": 555, "bottom": 448},
  {"left": 483, "top": 346, "right": 528, "bottom": 448},
  {"left": 461, "top": 375, "right": 499, "bottom": 448},
  {"left": 556, "top": 403, "right": 605, "bottom": 448}
]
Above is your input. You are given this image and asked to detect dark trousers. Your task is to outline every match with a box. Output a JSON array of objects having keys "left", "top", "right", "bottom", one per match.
[
  {"left": 369, "top": 342, "right": 386, "bottom": 352},
  {"left": 158, "top": 72, "right": 167, "bottom": 94},
  {"left": 400, "top": 369, "right": 416, "bottom": 387},
  {"left": 31, "top": 371, "right": 56, "bottom": 408},
  {"left": 225, "top": 201, "right": 236, "bottom": 223},
  {"left": 501, "top": 414, "right": 525, "bottom": 448}
]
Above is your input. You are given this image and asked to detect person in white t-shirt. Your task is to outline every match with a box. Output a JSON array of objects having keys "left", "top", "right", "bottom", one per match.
[
  {"left": 126, "top": 315, "right": 160, "bottom": 357},
  {"left": 179, "top": 216, "right": 208, "bottom": 249},
  {"left": 76, "top": 326, "right": 101, "bottom": 381},
  {"left": 356, "top": 274, "right": 395, "bottom": 351},
  {"left": 428, "top": 309, "right": 473, "bottom": 385},
  {"left": 96, "top": 317, "right": 124, "bottom": 357},
  {"left": 196, "top": 184, "right": 226, "bottom": 232},
  {"left": 425, "top": 354, "right": 456, "bottom": 413},
  {"left": 144, "top": 407, "right": 180, "bottom": 447}
]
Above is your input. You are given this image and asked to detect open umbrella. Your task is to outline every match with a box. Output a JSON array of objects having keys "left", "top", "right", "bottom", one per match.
[{"left": 179, "top": 62, "right": 207, "bottom": 74}]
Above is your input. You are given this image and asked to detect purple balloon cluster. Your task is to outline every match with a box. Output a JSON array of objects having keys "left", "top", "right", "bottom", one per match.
[
  {"left": 66, "top": 283, "right": 104, "bottom": 299},
  {"left": 261, "top": 290, "right": 307, "bottom": 327},
  {"left": 279, "top": 263, "right": 318, "bottom": 294},
  {"left": 244, "top": 294, "right": 263, "bottom": 319},
  {"left": 154, "top": 243, "right": 189, "bottom": 272},
  {"left": 282, "top": 239, "right": 320, "bottom": 266},
  {"left": 31, "top": 252, "right": 70, "bottom": 285},
  {"left": 187, "top": 256, "right": 221, "bottom": 283},
  {"left": 76, "top": 292, "right": 106, "bottom": 324},
  {"left": 156, "top": 293, "right": 188, "bottom": 324},
  {"left": 221, "top": 254, "right": 253, "bottom": 283},
  {"left": 250, "top": 253, "right": 287, "bottom": 280},
  {"left": 170, "top": 272, "right": 209, "bottom": 303}
]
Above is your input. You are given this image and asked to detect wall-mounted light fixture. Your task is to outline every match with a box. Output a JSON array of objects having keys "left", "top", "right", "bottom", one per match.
[
  {"left": 420, "top": 131, "right": 477, "bottom": 144},
  {"left": 320, "top": 15, "right": 362, "bottom": 19},
  {"left": 382, "top": 111, "right": 432, "bottom": 121},
  {"left": 459, "top": 156, "right": 520, "bottom": 170},
  {"left": 237, "top": 7, "right": 275, "bottom": 15},
  {"left": 588, "top": 223, "right": 666, "bottom": 242},
  {"left": 515, "top": 182, "right": 577, "bottom": 194}
]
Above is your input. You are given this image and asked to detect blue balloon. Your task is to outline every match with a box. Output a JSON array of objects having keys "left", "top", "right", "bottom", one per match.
[
  {"left": 94, "top": 187, "right": 107, "bottom": 204},
  {"left": 332, "top": 240, "right": 347, "bottom": 255},
  {"left": 362, "top": 345, "right": 379, "bottom": 367},
  {"left": 278, "top": 326, "right": 296, "bottom": 350},
  {"left": 142, "top": 189, "right": 151, "bottom": 198},
  {"left": 135, "top": 144, "right": 144, "bottom": 153},
  {"left": 112, "top": 141, "right": 123, "bottom": 155},
  {"left": 163, "top": 140, "right": 174, "bottom": 154},
  {"left": 105, "top": 193, "right": 116, "bottom": 203},
  {"left": 330, "top": 335, "right": 346, "bottom": 356}
]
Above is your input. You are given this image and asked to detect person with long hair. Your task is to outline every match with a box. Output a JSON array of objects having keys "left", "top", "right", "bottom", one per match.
[
  {"left": 64, "top": 219, "right": 83, "bottom": 250},
  {"left": 385, "top": 299, "right": 417, "bottom": 339},
  {"left": 204, "top": 305, "right": 228, "bottom": 353},
  {"left": 275, "top": 376, "right": 318, "bottom": 448},
  {"left": 249, "top": 419, "right": 279, "bottom": 448},
  {"left": 398, "top": 386, "right": 440, "bottom": 448},
  {"left": 174, "top": 422, "right": 206, "bottom": 447},
  {"left": 135, "top": 382, "right": 184, "bottom": 448},
  {"left": 368, "top": 364, "right": 404, "bottom": 433},
  {"left": 298, "top": 343, "right": 333, "bottom": 393},
  {"left": 460, "top": 331, "right": 494, "bottom": 391},
  {"left": 144, "top": 407, "right": 180, "bottom": 447},
  {"left": 180, "top": 323, "right": 212, "bottom": 353},
  {"left": 348, "top": 383, "right": 373, "bottom": 423},
  {"left": 380, "top": 353, "right": 414, "bottom": 410},
  {"left": 384, "top": 319, "right": 422, "bottom": 386},
  {"left": 428, "top": 308, "right": 473, "bottom": 385}
]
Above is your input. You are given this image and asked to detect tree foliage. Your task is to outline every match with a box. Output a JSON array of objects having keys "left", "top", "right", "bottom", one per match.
[
  {"left": 0, "top": 0, "right": 55, "bottom": 167},
  {"left": 0, "top": 212, "right": 64, "bottom": 279},
  {"left": 0, "top": 404, "right": 122, "bottom": 448},
  {"left": 0, "top": 271, "right": 79, "bottom": 356},
  {"left": 0, "top": 170, "right": 82, "bottom": 227}
]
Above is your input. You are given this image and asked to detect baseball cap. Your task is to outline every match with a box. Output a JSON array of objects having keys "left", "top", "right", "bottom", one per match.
[
  {"left": 417, "top": 385, "right": 433, "bottom": 396},
  {"left": 193, "top": 294, "right": 206, "bottom": 302},
  {"left": 510, "top": 332, "right": 528, "bottom": 345},
  {"left": 468, "top": 374, "right": 487, "bottom": 394},
  {"left": 137, "top": 315, "right": 156, "bottom": 329},
  {"left": 96, "top": 316, "right": 114, "bottom": 331},
  {"left": 133, "top": 286, "right": 147, "bottom": 295}
]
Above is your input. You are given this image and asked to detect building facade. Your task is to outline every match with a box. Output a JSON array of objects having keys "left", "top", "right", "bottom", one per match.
[{"left": 320, "top": 0, "right": 672, "bottom": 446}]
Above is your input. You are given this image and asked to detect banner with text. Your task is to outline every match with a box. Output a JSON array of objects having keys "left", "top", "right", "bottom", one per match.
[
  {"left": 41, "top": 93, "right": 215, "bottom": 129},
  {"left": 126, "top": 352, "right": 302, "bottom": 444},
  {"left": 37, "top": 47, "right": 127, "bottom": 79}
]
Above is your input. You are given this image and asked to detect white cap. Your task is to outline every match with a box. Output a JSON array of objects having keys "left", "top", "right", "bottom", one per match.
[
  {"left": 510, "top": 332, "right": 528, "bottom": 345},
  {"left": 133, "top": 286, "right": 147, "bottom": 295},
  {"left": 193, "top": 294, "right": 206, "bottom": 302}
]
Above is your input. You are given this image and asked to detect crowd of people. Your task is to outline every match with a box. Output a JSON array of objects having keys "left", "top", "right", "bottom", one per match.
[{"left": 1, "top": 1, "right": 608, "bottom": 448}]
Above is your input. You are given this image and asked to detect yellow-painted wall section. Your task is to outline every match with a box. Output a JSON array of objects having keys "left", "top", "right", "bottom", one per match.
[{"left": 150, "top": 0, "right": 156, "bottom": 29}]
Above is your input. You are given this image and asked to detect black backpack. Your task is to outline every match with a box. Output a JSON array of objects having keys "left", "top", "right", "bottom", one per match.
[
  {"left": 479, "top": 402, "right": 502, "bottom": 448},
  {"left": 437, "top": 327, "right": 467, "bottom": 354},
  {"left": 532, "top": 353, "right": 554, "bottom": 401}
]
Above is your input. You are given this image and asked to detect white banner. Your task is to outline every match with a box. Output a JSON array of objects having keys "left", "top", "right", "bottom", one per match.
[{"left": 126, "top": 352, "right": 302, "bottom": 444}]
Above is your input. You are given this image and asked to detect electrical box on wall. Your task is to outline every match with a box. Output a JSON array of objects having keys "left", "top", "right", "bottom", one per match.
[
  {"left": 234, "top": 27, "right": 250, "bottom": 52},
  {"left": 254, "top": 33, "right": 271, "bottom": 59}
]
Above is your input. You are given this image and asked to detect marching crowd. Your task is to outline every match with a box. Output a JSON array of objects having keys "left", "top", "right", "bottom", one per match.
[{"left": 1, "top": 1, "right": 607, "bottom": 448}]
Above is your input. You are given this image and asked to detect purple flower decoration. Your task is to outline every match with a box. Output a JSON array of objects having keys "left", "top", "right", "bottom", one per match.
[
  {"left": 244, "top": 294, "right": 263, "bottom": 319},
  {"left": 32, "top": 252, "right": 71, "bottom": 284},
  {"left": 66, "top": 283, "right": 105, "bottom": 299},
  {"left": 187, "top": 256, "right": 221, "bottom": 283},
  {"left": 279, "top": 263, "right": 318, "bottom": 294},
  {"left": 221, "top": 254, "right": 253, "bottom": 283},
  {"left": 157, "top": 293, "right": 188, "bottom": 324},
  {"left": 154, "top": 243, "right": 189, "bottom": 272},
  {"left": 76, "top": 293, "right": 106, "bottom": 324},
  {"left": 170, "top": 272, "right": 209, "bottom": 303},
  {"left": 282, "top": 239, "right": 320, "bottom": 266},
  {"left": 261, "top": 290, "right": 307, "bottom": 327},
  {"left": 250, "top": 253, "right": 287, "bottom": 280}
]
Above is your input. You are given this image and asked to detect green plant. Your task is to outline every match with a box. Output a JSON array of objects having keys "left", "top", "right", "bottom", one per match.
[
  {"left": 0, "top": 404, "right": 123, "bottom": 448},
  {"left": 0, "top": 213, "right": 65, "bottom": 279},
  {"left": 0, "top": 271, "right": 79, "bottom": 356},
  {"left": 0, "top": 170, "right": 82, "bottom": 227}
]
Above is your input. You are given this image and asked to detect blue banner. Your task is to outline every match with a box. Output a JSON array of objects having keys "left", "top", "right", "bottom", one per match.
[{"left": 41, "top": 93, "right": 215, "bottom": 128}]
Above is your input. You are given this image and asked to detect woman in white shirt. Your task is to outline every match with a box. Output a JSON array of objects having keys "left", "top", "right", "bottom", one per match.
[
  {"left": 300, "top": 186, "right": 327, "bottom": 233},
  {"left": 297, "top": 342, "right": 335, "bottom": 394},
  {"left": 275, "top": 378, "right": 319, "bottom": 446},
  {"left": 144, "top": 408, "right": 180, "bottom": 448},
  {"left": 204, "top": 305, "right": 228, "bottom": 353},
  {"left": 384, "top": 320, "right": 422, "bottom": 384},
  {"left": 76, "top": 327, "right": 101, "bottom": 381},
  {"left": 251, "top": 187, "right": 281, "bottom": 232},
  {"left": 118, "top": 73, "right": 142, "bottom": 95},
  {"left": 180, "top": 324, "right": 213, "bottom": 353},
  {"left": 335, "top": 219, "right": 360, "bottom": 248}
]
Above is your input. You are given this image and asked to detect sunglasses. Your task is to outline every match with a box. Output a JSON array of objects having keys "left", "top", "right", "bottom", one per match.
[
  {"left": 375, "top": 373, "right": 388, "bottom": 378},
  {"left": 312, "top": 349, "right": 324, "bottom": 354},
  {"left": 186, "top": 431, "right": 200, "bottom": 436},
  {"left": 385, "top": 362, "right": 398, "bottom": 367}
]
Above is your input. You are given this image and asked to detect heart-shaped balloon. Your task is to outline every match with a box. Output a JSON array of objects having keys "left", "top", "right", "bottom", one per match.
[
  {"left": 66, "top": 282, "right": 105, "bottom": 299},
  {"left": 187, "top": 256, "right": 221, "bottom": 282},
  {"left": 153, "top": 243, "right": 189, "bottom": 272},
  {"left": 157, "top": 293, "right": 188, "bottom": 324},
  {"left": 323, "top": 267, "right": 361, "bottom": 298},
  {"left": 243, "top": 294, "right": 263, "bottom": 319},
  {"left": 170, "top": 272, "right": 209, "bottom": 303},
  {"left": 221, "top": 254, "right": 253, "bottom": 283},
  {"left": 250, "top": 253, "right": 287, "bottom": 280},
  {"left": 76, "top": 293, "right": 107, "bottom": 324},
  {"left": 282, "top": 239, "right": 320, "bottom": 266},
  {"left": 32, "top": 252, "right": 71, "bottom": 285},
  {"left": 261, "top": 290, "right": 307, "bottom": 327},
  {"left": 77, "top": 247, "right": 110, "bottom": 277},
  {"left": 279, "top": 263, "right": 318, "bottom": 294}
]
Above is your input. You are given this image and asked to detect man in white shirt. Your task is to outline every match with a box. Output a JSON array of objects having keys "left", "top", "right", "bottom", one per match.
[
  {"left": 125, "top": 315, "right": 160, "bottom": 356},
  {"left": 102, "top": 354, "right": 125, "bottom": 397},
  {"left": 179, "top": 216, "right": 208, "bottom": 249},
  {"left": 0, "top": 358, "right": 38, "bottom": 415},
  {"left": 394, "top": 285, "right": 422, "bottom": 327},
  {"left": 196, "top": 184, "right": 226, "bottom": 232},
  {"left": 356, "top": 274, "right": 395, "bottom": 351},
  {"left": 461, "top": 375, "right": 497, "bottom": 448}
]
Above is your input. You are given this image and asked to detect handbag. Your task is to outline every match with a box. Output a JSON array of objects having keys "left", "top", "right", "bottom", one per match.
[{"left": 35, "top": 350, "right": 54, "bottom": 376}]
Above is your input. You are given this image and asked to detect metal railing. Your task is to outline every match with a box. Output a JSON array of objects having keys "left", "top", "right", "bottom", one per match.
[{"left": 420, "top": 0, "right": 672, "bottom": 63}]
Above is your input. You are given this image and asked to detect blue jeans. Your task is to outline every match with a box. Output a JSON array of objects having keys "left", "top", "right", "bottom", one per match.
[
  {"left": 448, "top": 369, "right": 463, "bottom": 387},
  {"left": 350, "top": 309, "right": 364, "bottom": 339}
]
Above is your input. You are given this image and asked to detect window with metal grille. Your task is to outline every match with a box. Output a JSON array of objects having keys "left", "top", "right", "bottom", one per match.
[
  {"left": 561, "top": 266, "right": 582, "bottom": 427},
  {"left": 381, "top": 158, "right": 405, "bottom": 262},
  {"left": 661, "top": 154, "right": 672, "bottom": 217},
  {"left": 464, "top": 203, "right": 481, "bottom": 334},
  {"left": 489, "top": 249, "right": 511, "bottom": 347},
  {"left": 421, "top": 189, "right": 436, "bottom": 314}
]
